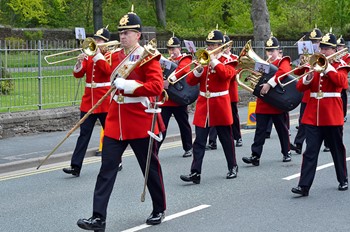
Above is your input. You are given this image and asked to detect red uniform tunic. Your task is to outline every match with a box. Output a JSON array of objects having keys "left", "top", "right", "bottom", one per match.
[
  {"left": 297, "top": 61, "right": 349, "bottom": 126},
  {"left": 73, "top": 53, "right": 111, "bottom": 113},
  {"left": 228, "top": 53, "right": 239, "bottom": 103},
  {"left": 104, "top": 46, "right": 164, "bottom": 140},
  {"left": 163, "top": 54, "right": 192, "bottom": 107},
  {"left": 255, "top": 57, "right": 291, "bottom": 114},
  {"left": 187, "top": 53, "right": 236, "bottom": 127},
  {"left": 341, "top": 53, "right": 350, "bottom": 89},
  {"left": 294, "top": 66, "right": 311, "bottom": 103}
]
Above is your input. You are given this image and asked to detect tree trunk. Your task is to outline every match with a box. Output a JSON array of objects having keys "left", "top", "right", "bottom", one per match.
[
  {"left": 251, "top": 0, "right": 270, "bottom": 41},
  {"left": 93, "top": 0, "right": 103, "bottom": 32},
  {"left": 155, "top": 0, "right": 166, "bottom": 28}
]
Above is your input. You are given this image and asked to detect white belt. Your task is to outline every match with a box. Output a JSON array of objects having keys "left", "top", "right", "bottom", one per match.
[
  {"left": 310, "top": 92, "right": 341, "bottom": 99},
  {"left": 113, "top": 95, "right": 149, "bottom": 106},
  {"left": 86, "top": 82, "right": 111, "bottom": 88},
  {"left": 199, "top": 90, "right": 229, "bottom": 98}
]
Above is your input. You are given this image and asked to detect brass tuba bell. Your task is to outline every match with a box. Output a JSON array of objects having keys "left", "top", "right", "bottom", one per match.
[{"left": 236, "top": 40, "right": 269, "bottom": 93}]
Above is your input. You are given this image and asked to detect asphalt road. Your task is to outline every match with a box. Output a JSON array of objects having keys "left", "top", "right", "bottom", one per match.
[{"left": 1, "top": 112, "right": 350, "bottom": 232}]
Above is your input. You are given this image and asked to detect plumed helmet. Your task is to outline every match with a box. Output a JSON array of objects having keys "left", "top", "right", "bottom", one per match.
[
  {"left": 320, "top": 33, "right": 337, "bottom": 48},
  {"left": 93, "top": 27, "right": 110, "bottom": 42},
  {"left": 206, "top": 30, "right": 224, "bottom": 44},
  {"left": 337, "top": 35, "right": 346, "bottom": 46},
  {"left": 118, "top": 5, "right": 142, "bottom": 32},
  {"left": 167, "top": 36, "right": 181, "bottom": 48},
  {"left": 265, "top": 34, "right": 280, "bottom": 50},
  {"left": 309, "top": 28, "right": 323, "bottom": 41},
  {"left": 224, "top": 35, "right": 231, "bottom": 43}
]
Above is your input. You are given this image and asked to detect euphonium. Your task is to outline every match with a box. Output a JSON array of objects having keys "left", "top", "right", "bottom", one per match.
[{"left": 236, "top": 40, "right": 303, "bottom": 112}]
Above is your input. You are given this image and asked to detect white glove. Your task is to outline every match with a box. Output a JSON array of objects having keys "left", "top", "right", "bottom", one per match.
[
  {"left": 113, "top": 78, "right": 125, "bottom": 90},
  {"left": 168, "top": 75, "right": 177, "bottom": 82}
]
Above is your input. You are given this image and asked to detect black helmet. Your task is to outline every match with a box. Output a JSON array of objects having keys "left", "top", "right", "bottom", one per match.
[
  {"left": 309, "top": 28, "right": 322, "bottom": 41},
  {"left": 93, "top": 27, "right": 110, "bottom": 42},
  {"left": 206, "top": 30, "right": 224, "bottom": 44},
  {"left": 265, "top": 35, "right": 280, "bottom": 50},
  {"left": 320, "top": 33, "right": 337, "bottom": 48},
  {"left": 166, "top": 36, "right": 181, "bottom": 48},
  {"left": 118, "top": 6, "right": 142, "bottom": 32},
  {"left": 223, "top": 35, "right": 231, "bottom": 43}
]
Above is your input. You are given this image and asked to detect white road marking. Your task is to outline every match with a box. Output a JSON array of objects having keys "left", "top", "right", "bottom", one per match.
[
  {"left": 283, "top": 157, "right": 350, "bottom": 180},
  {"left": 121, "top": 204, "right": 211, "bottom": 232}
]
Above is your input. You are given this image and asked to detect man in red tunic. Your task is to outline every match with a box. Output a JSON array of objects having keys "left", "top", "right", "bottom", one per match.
[
  {"left": 180, "top": 28, "right": 238, "bottom": 184},
  {"left": 292, "top": 32, "right": 349, "bottom": 196},
  {"left": 77, "top": 8, "right": 166, "bottom": 231},
  {"left": 63, "top": 27, "right": 112, "bottom": 177},
  {"left": 336, "top": 35, "right": 350, "bottom": 122},
  {"left": 290, "top": 27, "right": 323, "bottom": 155},
  {"left": 158, "top": 36, "right": 193, "bottom": 158},
  {"left": 242, "top": 35, "right": 292, "bottom": 166}
]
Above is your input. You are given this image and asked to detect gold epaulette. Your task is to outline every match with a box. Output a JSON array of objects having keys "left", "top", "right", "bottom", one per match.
[{"left": 140, "top": 51, "right": 161, "bottom": 67}]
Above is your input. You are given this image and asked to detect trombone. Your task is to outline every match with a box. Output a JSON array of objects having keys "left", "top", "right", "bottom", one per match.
[
  {"left": 44, "top": 37, "right": 121, "bottom": 65},
  {"left": 277, "top": 47, "right": 348, "bottom": 87},
  {"left": 167, "top": 40, "right": 233, "bottom": 84}
]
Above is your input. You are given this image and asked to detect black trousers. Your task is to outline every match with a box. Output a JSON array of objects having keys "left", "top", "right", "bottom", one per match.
[
  {"left": 93, "top": 136, "right": 166, "bottom": 219},
  {"left": 191, "top": 125, "right": 237, "bottom": 174},
  {"left": 251, "top": 113, "right": 290, "bottom": 157},
  {"left": 293, "top": 102, "right": 306, "bottom": 146},
  {"left": 71, "top": 111, "right": 107, "bottom": 169},
  {"left": 341, "top": 89, "right": 347, "bottom": 118},
  {"left": 298, "top": 125, "right": 347, "bottom": 188},
  {"left": 208, "top": 102, "right": 242, "bottom": 143},
  {"left": 266, "top": 112, "right": 289, "bottom": 135},
  {"left": 158, "top": 105, "right": 193, "bottom": 152}
]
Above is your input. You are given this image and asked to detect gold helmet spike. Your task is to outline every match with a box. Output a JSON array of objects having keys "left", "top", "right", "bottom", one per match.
[
  {"left": 105, "top": 25, "right": 109, "bottom": 29},
  {"left": 329, "top": 27, "right": 333, "bottom": 33},
  {"left": 216, "top": 24, "right": 219, "bottom": 30},
  {"left": 172, "top": 31, "right": 175, "bottom": 37}
]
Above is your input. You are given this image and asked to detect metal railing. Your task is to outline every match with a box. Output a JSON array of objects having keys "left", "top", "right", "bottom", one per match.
[{"left": 0, "top": 39, "right": 301, "bottom": 113}]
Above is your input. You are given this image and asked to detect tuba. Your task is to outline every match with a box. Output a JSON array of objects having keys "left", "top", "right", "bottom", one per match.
[{"left": 236, "top": 40, "right": 302, "bottom": 112}]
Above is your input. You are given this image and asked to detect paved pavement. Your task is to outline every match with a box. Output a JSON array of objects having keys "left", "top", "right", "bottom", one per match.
[{"left": 0, "top": 104, "right": 301, "bottom": 174}]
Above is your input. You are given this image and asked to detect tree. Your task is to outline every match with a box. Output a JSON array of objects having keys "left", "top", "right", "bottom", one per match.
[
  {"left": 155, "top": 0, "right": 166, "bottom": 27},
  {"left": 93, "top": 0, "right": 103, "bottom": 32},
  {"left": 250, "top": 0, "right": 270, "bottom": 41}
]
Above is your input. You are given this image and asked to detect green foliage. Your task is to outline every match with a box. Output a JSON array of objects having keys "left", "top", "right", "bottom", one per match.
[
  {"left": 23, "top": 30, "right": 43, "bottom": 40},
  {"left": 1, "top": 0, "right": 350, "bottom": 39},
  {"left": 0, "top": 61, "right": 14, "bottom": 95}
]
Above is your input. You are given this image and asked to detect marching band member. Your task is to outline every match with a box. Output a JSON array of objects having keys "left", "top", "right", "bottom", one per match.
[
  {"left": 290, "top": 27, "right": 323, "bottom": 155},
  {"left": 180, "top": 28, "right": 238, "bottom": 184},
  {"left": 292, "top": 32, "right": 349, "bottom": 196},
  {"left": 62, "top": 27, "right": 112, "bottom": 177},
  {"left": 158, "top": 35, "right": 193, "bottom": 158},
  {"left": 205, "top": 34, "right": 243, "bottom": 149},
  {"left": 242, "top": 34, "right": 292, "bottom": 166},
  {"left": 77, "top": 8, "right": 166, "bottom": 231},
  {"left": 337, "top": 35, "right": 350, "bottom": 122}
]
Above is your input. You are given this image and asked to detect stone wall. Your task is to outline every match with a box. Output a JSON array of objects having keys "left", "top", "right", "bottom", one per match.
[
  {"left": 0, "top": 107, "right": 81, "bottom": 139},
  {"left": 0, "top": 91, "right": 254, "bottom": 140}
]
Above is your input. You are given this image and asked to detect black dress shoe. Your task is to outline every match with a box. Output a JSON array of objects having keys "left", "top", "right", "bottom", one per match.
[
  {"left": 180, "top": 172, "right": 201, "bottom": 184},
  {"left": 77, "top": 216, "right": 106, "bottom": 231},
  {"left": 242, "top": 155, "right": 260, "bottom": 166},
  {"left": 265, "top": 133, "right": 271, "bottom": 139},
  {"left": 146, "top": 212, "right": 165, "bottom": 225},
  {"left": 236, "top": 138, "right": 243, "bottom": 147},
  {"left": 291, "top": 186, "right": 309, "bottom": 196},
  {"left": 63, "top": 166, "right": 80, "bottom": 177},
  {"left": 323, "top": 146, "right": 330, "bottom": 152},
  {"left": 283, "top": 153, "right": 292, "bottom": 162},
  {"left": 290, "top": 144, "right": 302, "bottom": 154},
  {"left": 118, "top": 163, "right": 123, "bottom": 171},
  {"left": 205, "top": 142, "right": 217, "bottom": 150},
  {"left": 226, "top": 166, "right": 238, "bottom": 179},
  {"left": 182, "top": 149, "right": 193, "bottom": 158},
  {"left": 338, "top": 182, "right": 348, "bottom": 191}
]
